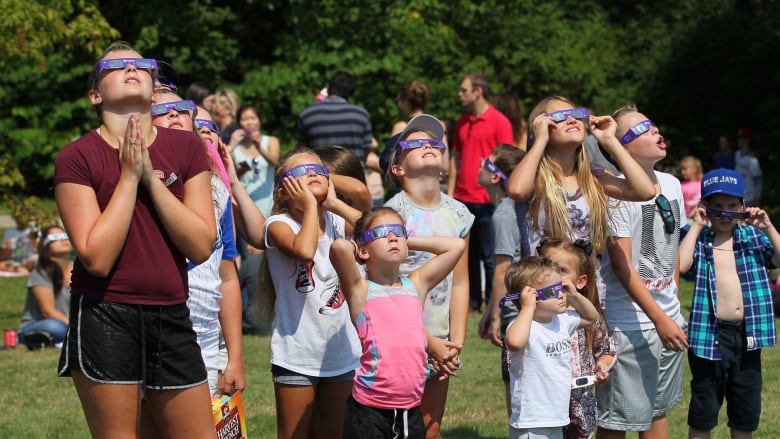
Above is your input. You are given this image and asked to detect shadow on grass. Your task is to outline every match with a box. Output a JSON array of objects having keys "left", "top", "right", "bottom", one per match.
[{"left": 442, "top": 426, "right": 505, "bottom": 439}]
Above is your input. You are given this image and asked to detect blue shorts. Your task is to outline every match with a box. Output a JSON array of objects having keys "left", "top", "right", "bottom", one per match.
[
  {"left": 58, "top": 295, "right": 207, "bottom": 389},
  {"left": 688, "top": 319, "right": 762, "bottom": 432},
  {"left": 271, "top": 364, "right": 354, "bottom": 386}
]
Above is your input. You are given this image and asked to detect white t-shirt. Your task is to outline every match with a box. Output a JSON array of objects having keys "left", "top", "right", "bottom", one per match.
[
  {"left": 508, "top": 310, "right": 580, "bottom": 429},
  {"left": 600, "top": 171, "right": 684, "bottom": 331},
  {"left": 264, "top": 212, "right": 360, "bottom": 376}
]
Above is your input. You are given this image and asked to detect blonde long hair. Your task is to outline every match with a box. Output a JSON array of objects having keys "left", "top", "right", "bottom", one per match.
[{"left": 526, "top": 96, "right": 609, "bottom": 254}]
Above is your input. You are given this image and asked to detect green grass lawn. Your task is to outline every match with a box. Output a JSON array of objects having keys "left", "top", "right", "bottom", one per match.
[{"left": 1, "top": 277, "right": 779, "bottom": 438}]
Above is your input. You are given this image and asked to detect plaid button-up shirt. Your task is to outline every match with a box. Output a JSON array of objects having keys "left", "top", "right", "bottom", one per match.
[{"left": 688, "top": 224, "right": 776, "bottom": 360}]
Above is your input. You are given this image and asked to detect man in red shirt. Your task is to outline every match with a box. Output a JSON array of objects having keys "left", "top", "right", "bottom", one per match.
[{"left": 448, "top": 73, "right": 514, "bottom": 313}]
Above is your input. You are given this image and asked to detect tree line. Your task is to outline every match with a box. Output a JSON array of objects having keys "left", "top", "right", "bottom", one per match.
[{"left": 2, "top": 0, "right": 778, "bottom": 211}]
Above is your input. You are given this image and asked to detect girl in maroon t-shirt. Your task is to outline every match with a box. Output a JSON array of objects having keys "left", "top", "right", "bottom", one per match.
[{"left": 54, "top": 41, "right": 217, "bottom": 438}]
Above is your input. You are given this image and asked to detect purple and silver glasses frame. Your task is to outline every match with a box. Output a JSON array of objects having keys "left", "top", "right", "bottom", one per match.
[
  {"left": 482, "top": 158, "right": 508, "bottom": 186},
  {"left": 151, "top": 100, "right": 198, "bottom": 118},
  {"left": 275, "top": 164, "right": 329, "bottom": 189},
  {"left": 706, "top": 207, "right": 749, "bottom": 222},
  {"left": 546, "top": 107, "right": 590, "bottom": 123},
  {"left": 194, "top": 119, "right": 221, "bottom": 135},
  {"left": 355, "top": 223, "right": 408, "bottom": 245},
  {"left": 499, "top": 281, "right": 565, "bottom": 308},
  {"left": 619, "top": 119, "right": 655, "bottom": 145}
]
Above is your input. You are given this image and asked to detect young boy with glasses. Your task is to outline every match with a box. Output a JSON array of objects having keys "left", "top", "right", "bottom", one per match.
[
  {"left": 596, "top": 103, "right": 689, "bottom": 439},
  {"left": 680, "top": 168, "right": 780, "bottom": 439},
  {"left": 503, "top": 255, "right": 599, "bottom": 439}
]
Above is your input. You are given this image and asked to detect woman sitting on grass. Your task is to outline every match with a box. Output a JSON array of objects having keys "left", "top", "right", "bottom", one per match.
[{"left": 18, "top": 225, "right": 72, "bottom": 349}]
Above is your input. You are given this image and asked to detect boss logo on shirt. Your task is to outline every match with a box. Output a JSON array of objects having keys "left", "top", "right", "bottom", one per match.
[{"left": 546, "top": 339, "right": 572, "bottom": 356}]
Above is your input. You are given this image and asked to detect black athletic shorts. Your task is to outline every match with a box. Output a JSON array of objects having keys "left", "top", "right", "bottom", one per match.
[{"left": 58, "top": 295, "right": 207, "bottom": 389}]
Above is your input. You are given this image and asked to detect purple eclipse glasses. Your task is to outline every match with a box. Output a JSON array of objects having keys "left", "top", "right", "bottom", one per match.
[{"left": 355, "top": 223, "right": 408, "bottom": 245}]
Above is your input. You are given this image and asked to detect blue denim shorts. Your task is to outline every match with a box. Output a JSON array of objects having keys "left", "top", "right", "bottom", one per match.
[{"left": 271, "top": 364, "right": 354, "bottom": 386}]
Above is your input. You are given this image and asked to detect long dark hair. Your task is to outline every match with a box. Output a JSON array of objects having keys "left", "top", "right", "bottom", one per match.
[{"left": 35, "top": 226, "right": 67, "bottom": 295}]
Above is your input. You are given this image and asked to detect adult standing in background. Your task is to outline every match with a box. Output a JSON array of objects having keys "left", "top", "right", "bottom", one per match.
[
  {"left": 297, "top": 71, "right": 373, "bottom": 164},
  {"left": 214, "top": 88, "right": 241, "bottom": 144},
  {"left": 735, "top": 128, "right": 763, "bottom": 206},
  {"left": 448, "top": 73, "right": 514, "bottom": 313},
  {"left": 712, "top": 133, "right": 736, "bottom": 170}
]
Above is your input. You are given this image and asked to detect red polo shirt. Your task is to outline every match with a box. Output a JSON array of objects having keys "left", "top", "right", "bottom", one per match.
[{"left": 452, "top": 105, "right": 514, "bottom": 204}]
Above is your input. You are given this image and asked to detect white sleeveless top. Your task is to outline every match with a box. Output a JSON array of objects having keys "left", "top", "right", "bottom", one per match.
[{"left": 264, "top": 212, "right": 360, "bottom": 376}]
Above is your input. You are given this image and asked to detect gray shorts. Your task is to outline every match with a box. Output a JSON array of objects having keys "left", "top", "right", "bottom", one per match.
[
  {"left": 271, "top": 364, "right": 354, "bottom": 386},
  {"left": 596, "top": 314, "right": 686, "bottom": 431},
  {"left": 509, "top": 426, "right": 563, "bottom": 439}
]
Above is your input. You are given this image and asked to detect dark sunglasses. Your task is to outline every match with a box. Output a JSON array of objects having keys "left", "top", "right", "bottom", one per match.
[
  {"left": 655, "top": 194, "right": 676, "bottom": 234},
  {"left": 546, "top": 107, "right": 590, "bottom": 122},
  {"left": 355, "top": 223, "right": 408, "bottom": 245},
  {"left": 706, "top": 207, "right": 749, "bottom": 222},
  {"left": 194, "top": 119, "right": 221, "bottom": 135},
  {"left": 276, "top": 163, "right": 329, "bottom": 188},
  {"left": 151, "top": 100, "right": 198, "bottom": 118},
  {"left": 499, "top": 281, "right": 564, "bottom": 308},
  {"left": 619, "top": 119, "right": 655, "bottom": 145},
  {"left": 482, "top": 158, "right": 508, "bottom": 185}
]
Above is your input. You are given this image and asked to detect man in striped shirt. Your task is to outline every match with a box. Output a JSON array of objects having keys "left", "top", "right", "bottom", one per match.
[{"left": 297, "top": 71, "right": 373, "bottom": 164}]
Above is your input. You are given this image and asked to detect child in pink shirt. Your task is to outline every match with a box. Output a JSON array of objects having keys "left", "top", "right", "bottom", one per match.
[{"left": 330, "top": 207, "right": 465, "bottom": 438}]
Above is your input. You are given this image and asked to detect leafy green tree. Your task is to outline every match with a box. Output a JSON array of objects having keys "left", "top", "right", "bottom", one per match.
[{"left": 0, "top": 0, "right": 118, "bottom": 193}]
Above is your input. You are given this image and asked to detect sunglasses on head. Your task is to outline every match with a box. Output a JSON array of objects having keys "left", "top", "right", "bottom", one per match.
[
  {"left": 499, "top": 281, "right": 565, "bottom": 308},
  {"left": 276, "top": 163, "right": 329, "bottom": 188},
  {"left": 619, "top": 119, "right": 655, "bottom": 145},
  {"left": 355, "top": 223, "right": 408, "bottom": 245},
  {"left": 481, "top": 158, "right": 508, "bottom": 185},
  {"left": 151, "top": 100, "right": 198, "bottom": 118},
  {"left": 194, "top": 119, "right": 221, "bottom": 135},
  {"left": 707, "top": 207, "right": 749, "bottom": 222},
  {"left": 655, "top": 194, "right": 676, "bottom": 234},
  {"left": 43, "top": 232, "right": 69, "bottom": 246},
  {"left": 546, "top": 107, "right": 590, "bottom": 123}
]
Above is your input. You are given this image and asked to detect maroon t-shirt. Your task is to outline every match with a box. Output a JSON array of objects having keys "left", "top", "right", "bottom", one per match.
[{"left": 54, "top": 127, "right": 210, "bottom": 305}]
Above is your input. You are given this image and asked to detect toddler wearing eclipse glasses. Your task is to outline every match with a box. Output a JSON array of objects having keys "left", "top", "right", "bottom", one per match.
[{"left": 501, "top": 256, "right": 599, "bottom": 439}]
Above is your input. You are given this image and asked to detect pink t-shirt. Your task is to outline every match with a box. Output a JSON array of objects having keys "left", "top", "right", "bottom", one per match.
[
  {"left": 452, "top": 105, "right": 514, "bottom": 204},
  {"left": 352, "top": 278, "right": 427, "bottom": 409},
  {"left": 681, "top": 179, "right": 701, "bottom": 218},
  {"left": 54, "top": 127, "right": 210, "bottom": 305}
]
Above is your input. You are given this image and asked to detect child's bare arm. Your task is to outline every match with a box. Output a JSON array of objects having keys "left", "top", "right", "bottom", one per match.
[
  {"left": 329, "top": 238, "right": 367, "bottom": 321},
  {"left": 590, "top": 115, "right": 655, "bottom": 202},
  {"left": 503, "top": 287, "right": 537, "bottom": 351},
  {"left": 270, "top": 178, "right": 319, "bottom": 261},
  {"left": 745, "top": 207, "right": 780, "bottom": 267},
  {"left": 679, "top": 206, "right": 707, "bottom": 273},
  {"left": 608, "top": 238, "right": 688, "bottom": 351},
  {"left": 563, "top": 276, "right": 599, "bottom": 327},
  {"left": 506, "top": 114, "right": 551, "bottom": 201},
  {"left": 328, "top": 174, "right": 372, "bottom": 214},
  {"left": 323, "top": 179, "right": 362, "bottom": 235},
  {"left": 408, "top": 236, "right": 466, "bottom": 301}
]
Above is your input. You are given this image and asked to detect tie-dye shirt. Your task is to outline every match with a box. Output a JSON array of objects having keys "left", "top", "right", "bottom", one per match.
[{"left": 384, "top": 191, "right": 474, "bottom": 338}]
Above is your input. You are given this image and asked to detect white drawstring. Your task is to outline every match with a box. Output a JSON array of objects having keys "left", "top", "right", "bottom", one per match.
[{"left": 390, "top": 408, "right": 410, "bottom": 438}]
